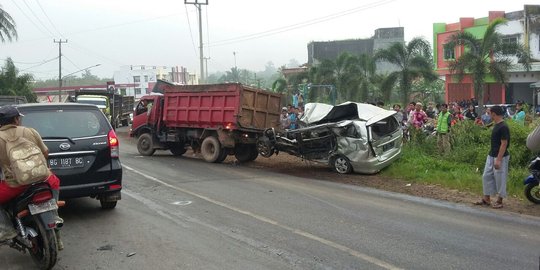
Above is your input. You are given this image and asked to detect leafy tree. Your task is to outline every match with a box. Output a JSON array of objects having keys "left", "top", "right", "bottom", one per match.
[
  {"left": 375, "top": 37, "right": 438, "bottom": 106},
  {"left": 444, "top": 18, "right": 531, "bottom": 106},
  {"left": 357, "top": 54, "right": 377, "bottom": 102},
  {"left": 271, "top": 78, "right": 286, "bottom": 93},
  {"left": 0, "top": 5, "right": 17, "bottom": 43},
  {"left": 0, "top": 58, "right": 37, "bottom": 102}
]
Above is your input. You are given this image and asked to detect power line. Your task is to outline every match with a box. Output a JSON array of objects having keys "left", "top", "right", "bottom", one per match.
[
  {"left": 208, "top": 0, "right": 397, "bottom": 47},
  {"left": 9, "top": 0, "right": 51, "bottom": 37},
  {"left": 184, "top": 5, "right": 199, "bottom": 59},
  {"left": 20, "top": 57, "right": 59, "bottom": 72},
  {"left": 22, "top": 0, "right": 56, "bottom": 37},
  {"left": 34, "top": 0, "right": 63, "bottom": 37},
  {"left": 62, "top": 55, "right": 81, "bottom": 71}
]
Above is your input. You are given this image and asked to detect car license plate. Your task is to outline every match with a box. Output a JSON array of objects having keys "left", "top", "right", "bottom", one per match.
[
  {"left": 28, "top": 199, "right": 58, "bottom": 215},
  {"left": 49, "top": 157, "right": 85, "bottom": 169},
  {"left": 382, "top": 141, "right": 394, "bottom": 152}
]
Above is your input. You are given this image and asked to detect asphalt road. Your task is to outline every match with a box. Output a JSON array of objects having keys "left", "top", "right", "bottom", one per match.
[{"left": 1, "top": 127, "right": 540, "bottom": 270}]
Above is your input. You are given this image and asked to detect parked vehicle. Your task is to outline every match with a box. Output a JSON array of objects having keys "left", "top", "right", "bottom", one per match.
[
  {"left": 1, "top": 181, "right": 63, "bottom": 270},
  {"left": 74, "top": 89, "right": 135, "bottom": 128},
  {"left": 130, "top": 83, "right": 282, "bottom": 163},
  {"left": 257, "top": 102, "right": 403, "bottom": 174},
  {"left": 0, "top": 95, "right": 27, "bottom": 106},
  {"left": 524, "top": 156, "right": 540, "bottom": 204},
  {"left": 17, "top": 103, "right": 122, "bottom": 209}
]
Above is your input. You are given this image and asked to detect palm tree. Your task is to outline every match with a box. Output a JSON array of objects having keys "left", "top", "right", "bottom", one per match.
[
  {"left": 0, "top": 5, "right": 17, "bottom": 43},
  {"left": 357, "top": 54, "right": 376, "bottom": 102},
  {"left": 444, "top": 18, "right": 531, "bottom": 106},
  {"left": 0, "top": 58, "right": 37, "bottom": 102},
  {"left": 375, "top": 37, "right": 438, "bottom": 106}
]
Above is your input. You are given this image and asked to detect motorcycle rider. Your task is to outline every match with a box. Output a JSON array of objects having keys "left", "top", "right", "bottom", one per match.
[
  {"left": 0, "top": 106, "right": 63, "bottom": 249},
  {"left": 527, "top": 124, "right": 540, "bottom": 152}
]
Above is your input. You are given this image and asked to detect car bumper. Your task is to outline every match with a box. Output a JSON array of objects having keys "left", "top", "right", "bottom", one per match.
[{"left": 349, "top": 148, "right": 402, "bottom": 174}]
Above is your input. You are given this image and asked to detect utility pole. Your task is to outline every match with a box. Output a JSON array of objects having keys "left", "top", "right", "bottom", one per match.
[
  {"left": 184, "top": 0, "right": 208, "bottom": 84},
  {"left": 54, "top": 39, "right": 68, "bottom": 101},
  {"left": 233, "top": 51, "right": 237, "bottom": 69},
  {"left": 203, "top": 57, "right": 210, "bottom": 82}
]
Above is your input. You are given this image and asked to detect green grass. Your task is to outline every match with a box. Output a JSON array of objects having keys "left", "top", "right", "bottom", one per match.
[{"left": 380, "top": 117, "right": 540, "bottom": 200}]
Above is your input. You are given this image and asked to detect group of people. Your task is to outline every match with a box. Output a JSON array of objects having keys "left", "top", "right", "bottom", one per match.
[
  {"left": 280, "top": 105, "right": 304, "bottom": 130},
  {"left": 391, "top": 99, "right": 540, "bottom": 209}
]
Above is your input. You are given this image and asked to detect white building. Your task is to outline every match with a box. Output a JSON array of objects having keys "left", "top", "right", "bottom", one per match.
[{"left": 113, "top": 65, "right": 193, "bottom": 99}]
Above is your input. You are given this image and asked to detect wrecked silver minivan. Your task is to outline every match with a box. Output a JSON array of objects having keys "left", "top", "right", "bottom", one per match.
[{"left": 257, "top": 102, "right": 402, "bottom": 174}]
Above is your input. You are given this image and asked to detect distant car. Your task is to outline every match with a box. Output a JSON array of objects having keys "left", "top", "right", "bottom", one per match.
[
  {"left": 17, "top": 103, "right": 122, "bottom": 209},
  {"left": 258, "top": 102, "right": 403, "bottom": 174}
]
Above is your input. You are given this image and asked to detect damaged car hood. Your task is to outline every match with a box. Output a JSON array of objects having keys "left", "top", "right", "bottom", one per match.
[{"left": 301, "top": 102, "right": 397, "bottom": 126}]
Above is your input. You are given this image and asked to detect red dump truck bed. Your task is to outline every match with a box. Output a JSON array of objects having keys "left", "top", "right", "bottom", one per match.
[{"left": 161, "top": 83, "right": 281, "bottom": 130}]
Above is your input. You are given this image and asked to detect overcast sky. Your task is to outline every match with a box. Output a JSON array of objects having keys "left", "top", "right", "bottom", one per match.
[{"left": 0, "top": 0, "right": 534, "bottom": 80}]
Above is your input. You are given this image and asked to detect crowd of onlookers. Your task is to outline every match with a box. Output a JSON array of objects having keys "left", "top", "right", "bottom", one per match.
[{"left": 280, "top": 92, "right": 305, "bottom": 130}]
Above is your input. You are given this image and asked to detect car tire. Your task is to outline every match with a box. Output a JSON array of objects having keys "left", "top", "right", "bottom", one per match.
[
  {"left": 137, "top": 133, "right": 156, "bottom": 156},
  {"left": 332, "top": 155, "right": 353, "bottom": 174},
  {"left": 100, "top": 200, "right": 118, "bottom": 210},
  {"left": 201, "top": 136, "right": 222, "bottom": 163}
]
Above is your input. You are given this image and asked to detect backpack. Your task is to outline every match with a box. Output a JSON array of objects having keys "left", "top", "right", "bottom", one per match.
[{"left": 0, "top": 127, "right": 49, "bottom": 186}]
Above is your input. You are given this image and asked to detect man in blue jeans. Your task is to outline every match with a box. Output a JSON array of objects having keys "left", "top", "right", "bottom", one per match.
[{"left": 475, "top": 106, "right": 510, "bottom": 209}]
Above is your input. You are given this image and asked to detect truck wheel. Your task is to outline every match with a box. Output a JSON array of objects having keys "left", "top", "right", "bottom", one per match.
[
  {"left": 216, "top": 148, "right": 229, "bottom": 163},
  {"left": 137, "top": 133, "right": 156, "bottom": 156},
  {"left": 170, "top": 144, "right": 187, "bottom": 156},
  {"left": 201, "top": 136, "right": 222, "bottom": 163},
  {"left": 235, "top": 144, "right": 257, "bottom": 163},
  {"left": 121, "top": 119, "right": 129, "bottom": 127}
]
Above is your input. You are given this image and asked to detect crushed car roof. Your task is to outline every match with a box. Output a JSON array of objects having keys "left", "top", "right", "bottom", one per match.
[{"left": 301, "top": 102, "right": 396, "bottom": 126}]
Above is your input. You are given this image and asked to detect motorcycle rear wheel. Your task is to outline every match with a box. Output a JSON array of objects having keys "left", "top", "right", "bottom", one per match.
[
  {"left": 28, "top": 216, "right": 58, "bottom": 270},
  {"left": 525, "top": 182, "right": 540, "bottom": 204}
]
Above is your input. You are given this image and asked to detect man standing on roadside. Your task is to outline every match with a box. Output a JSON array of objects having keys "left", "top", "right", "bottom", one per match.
[
  {"left": 475, "top": 106, "right": 510, "bottom": 209},
  {"left": 436, "top": 104, "right": 452, "bottom": 154}
]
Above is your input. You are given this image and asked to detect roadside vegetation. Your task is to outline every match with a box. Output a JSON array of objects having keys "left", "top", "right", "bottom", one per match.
[{"left": 382, "top": 118, "right": 539, "bottom": 200}]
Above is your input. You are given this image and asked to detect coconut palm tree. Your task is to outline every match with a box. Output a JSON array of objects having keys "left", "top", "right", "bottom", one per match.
[
  {"left": 356, "top": 54, "right": 376, "bottom": 102},
  {"left": 0, "top": 58, "right": 37, "bottom": 102},
  {"left": 375, "top": 37, "right": 438, "bottom": 106},
  {"left": 0, "top": 5, "right": 17, "bottom": 43},
  {"left": 444, "top": 18, "right": 531, "bottom": 106}
]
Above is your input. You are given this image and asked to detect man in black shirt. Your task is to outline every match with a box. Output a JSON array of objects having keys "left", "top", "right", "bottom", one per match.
[{"left": 475, "top": 106, "right": 510, "bottom": 209}]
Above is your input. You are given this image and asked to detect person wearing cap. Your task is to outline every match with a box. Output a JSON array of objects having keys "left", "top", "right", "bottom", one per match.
[
  {"left": 0, "top": 106, "right": 64, "bottom": 248},
  {"left": 475, "top": 105, "right": 510, "bottom": 209},
  {"left": 280, "top": 107, "right": 290, "bottom": 130}
]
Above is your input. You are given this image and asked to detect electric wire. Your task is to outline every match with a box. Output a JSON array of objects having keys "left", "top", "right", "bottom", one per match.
[
  {"left": 63, "top": 54, "right": 81, "bottom": 71},
  {"left": 208, "top": 0, "right": 397, "bottom": 47},
  {"left": 9, "top": 0, "right": 51, "bottom": 37},
  {"left": 34, "top": 0, "right": 63, "bottom": 37},
  {"left": 184, "top": 5, "right": 199, "bottom": 59},
  {"left": 20, "top": 57, "right": 59, "bottom": 72},
  {"left": 21, "top": 0, "right": 56, "bottom": 37}
]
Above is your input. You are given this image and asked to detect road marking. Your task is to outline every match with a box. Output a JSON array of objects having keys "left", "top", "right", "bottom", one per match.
[
  {"left": 170, "top": 201, "right": 192, "bottom": 206},
  {"left": 124, "top": 165, "right": 402, "bottom": 270}
]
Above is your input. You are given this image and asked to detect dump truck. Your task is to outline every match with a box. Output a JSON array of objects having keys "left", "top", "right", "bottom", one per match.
[
  {"left": 130, "top": 83, "right": 282, "bottom": 163},
  {"left": 74, "top": 89, "right": 135, "bottom": 128}
]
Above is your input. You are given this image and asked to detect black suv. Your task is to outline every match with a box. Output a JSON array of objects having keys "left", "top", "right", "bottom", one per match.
[{"left": 17, "top": 103, "right": 122, "bottom": 209}]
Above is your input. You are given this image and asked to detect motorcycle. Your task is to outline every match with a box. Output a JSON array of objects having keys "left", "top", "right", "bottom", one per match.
[
  {"left": 524, "top": 156, "right": 540, "bottom": 204},
  {"left": 0, "top": 181, "right": 64, "bottom": 270}
]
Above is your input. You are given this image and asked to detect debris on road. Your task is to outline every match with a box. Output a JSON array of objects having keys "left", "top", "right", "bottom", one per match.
[{"left": 127, "top": 252, "right": 137, "bottom": 257}]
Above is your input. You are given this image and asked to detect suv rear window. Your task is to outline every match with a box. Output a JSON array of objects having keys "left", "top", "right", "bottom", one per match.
[
  {"left": 21, "top": 109, "right": 110, "bottom": 138},
  {"left": 370, "top": 116, "right": 400, "bottom": 140}
]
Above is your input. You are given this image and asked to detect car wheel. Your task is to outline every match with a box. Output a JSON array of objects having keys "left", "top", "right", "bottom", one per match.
[
  {"left": 201, "top": 136, "right": 222, "bottom": 163},
  {"left": 332, "top": 155, "right": 352, "bottom": 174},
  {"left": 137, "top": 133, "right": 156, "bottom": 156},
  {"left": 100, "top": 200, "right": 118, "bottom": 209}
]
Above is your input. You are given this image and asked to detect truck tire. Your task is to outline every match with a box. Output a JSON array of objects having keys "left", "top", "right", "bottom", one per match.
[
  {"left": 201, "top": 136, "right": 222, "bottom": 163},
  {"left": 137, "top": 133, "right": 156, "bottom": 156},
  {"left": 235, "top": 144, "right": 257, "bottom": 163},
  {"left": 216, "top": 148, "right": 229, "bottom": 163},
  {"left": 170, "top": 144, "right": 187, "bottom": 156},
  {"left": 121, "top": 119, "right": 129, "bottom": 127}
]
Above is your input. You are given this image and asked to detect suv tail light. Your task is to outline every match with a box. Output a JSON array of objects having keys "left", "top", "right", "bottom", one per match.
[
  {"left": 108, "top": 129, "right": 119, "bottom": 158},
  {"left": 32, "top": 190, "right": 53, "bottom": 204}
]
